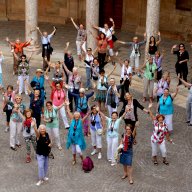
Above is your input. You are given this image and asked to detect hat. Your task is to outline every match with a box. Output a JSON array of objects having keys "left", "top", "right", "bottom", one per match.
[{"left": 36, "top": 69, "right": 43, "bottom": 73}]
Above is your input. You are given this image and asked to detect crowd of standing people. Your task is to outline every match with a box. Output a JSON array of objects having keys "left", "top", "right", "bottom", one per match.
[{"left": 0, "top": 17, "right": 191, "bottom": 187}]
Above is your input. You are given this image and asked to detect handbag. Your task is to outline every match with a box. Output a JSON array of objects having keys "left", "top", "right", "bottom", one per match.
[{"left": 96, "top": 128, "right": 103, "bottom": 136}]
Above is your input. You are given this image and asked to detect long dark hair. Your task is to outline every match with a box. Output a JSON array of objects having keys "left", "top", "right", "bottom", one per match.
[
  {"left": 149, "top": 36, "right": 156, "bottom": 45},
  {"left": 98, "top": 32, "right": 106, "bottom": 40}
]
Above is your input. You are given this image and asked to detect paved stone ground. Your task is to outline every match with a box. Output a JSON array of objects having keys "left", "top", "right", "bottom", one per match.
[{"left": 0, "top": 21, "right": 192, "bottom": 192}]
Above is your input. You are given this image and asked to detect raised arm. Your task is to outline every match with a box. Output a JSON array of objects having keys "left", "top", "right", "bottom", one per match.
[
  {"left": 62, "top": 63, "right": 71, "bottom": 75},
  {"left": 107, "top": 64, "right": 117, "bottom": 77},
  {"left": 71, "top": 18, "right": 79, "bottom": 30},
  {"left": 64, "top": 42, "right": 70, "bottom": 54},
  {"left": 50, "top": 26, "right": 57, "bottom": 36},
  {"left": 109, "top": 18, "right": 115, "bottom": 29},
  {"left": 171, "top": 44, "right": 177, "bottom": 54},
  {"left": 179, "top": 78, "right": 192, "bottom": 88},
  {"left": 65, "top": 102, "right": 74, "bottom": 120},
  {"left": 171, "top": 86, "right": 179, "bottom": 99},
  {"left": 156, "top": 31, "right": 161, "bottom": 46},
  {"left": 5, "top": 37, "right": 14, "bottom": 46},
  {"left": 36, "top": 27, "right": 43, "bottom": 36},
  {"left": 92, "top": 24, "right": 100, "bottom": 30},
  {"left": 32, "top": 120, "right": 40, "bottom": 139}
]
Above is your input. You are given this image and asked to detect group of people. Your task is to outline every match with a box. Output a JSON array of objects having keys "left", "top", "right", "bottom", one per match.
[{"left": 0, "top": 17, "right": 191, "bottom": 186}]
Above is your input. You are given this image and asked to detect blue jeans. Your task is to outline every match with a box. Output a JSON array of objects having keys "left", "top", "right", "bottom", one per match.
[
  {"left": 86, "top": 67, "right": 91, "bottom": 89},
  {"left": 37, "top": 154, "right": 49, "bottom": 180}
]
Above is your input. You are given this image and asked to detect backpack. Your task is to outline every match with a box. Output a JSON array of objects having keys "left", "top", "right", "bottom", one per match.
[{"left": 82, "top": 156, "right": 94, "bottom": 173}]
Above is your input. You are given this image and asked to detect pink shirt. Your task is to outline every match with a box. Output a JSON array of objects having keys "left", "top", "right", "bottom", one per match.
[{"left": 52, "top": 89, "right": 65, "bottom": 106}]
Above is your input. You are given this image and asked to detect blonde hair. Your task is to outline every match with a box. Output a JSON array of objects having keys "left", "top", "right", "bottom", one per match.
[{"left": 79, "top": 88, "right": 85, "bottom": 93}]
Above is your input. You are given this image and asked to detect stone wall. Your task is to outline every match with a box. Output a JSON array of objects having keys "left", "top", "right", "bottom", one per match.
[{"left": 0, "top": 0, "right": 191, "bottom": 41}]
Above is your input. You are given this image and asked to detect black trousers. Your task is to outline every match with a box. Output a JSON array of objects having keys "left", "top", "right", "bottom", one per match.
[
  {"left": 176, "top": 63, "right": 188, "bottom": 85},
  {"left": 68, "top": 89, "right": 79, "bottom": 112},
  {"left": 33, "top": 113, "right": 41, "bottom": 129},
  {"left": 120, "top": 78, "right": 130, "bottom": 101},
  {"left": 98, "top": 52, "right": 106, "bottom": 69}
]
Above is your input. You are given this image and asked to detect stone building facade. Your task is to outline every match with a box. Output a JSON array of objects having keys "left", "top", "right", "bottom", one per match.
[{"left": 0, "top": 0, "right": 191, "bottom": 40}]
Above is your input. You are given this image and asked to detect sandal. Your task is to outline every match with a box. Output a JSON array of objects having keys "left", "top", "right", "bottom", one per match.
[
  {"left": 10, "top": 147, "right": 17, "bottom": 151},
  {"left": 163, "top": 160, "right": 169, "bottom": 165},
  {"left": 121, "top": 175, "right": 128, "bottom": 180},
  {"left": 72, "top": 160, "right": 76, "bottom": 165},
  {"left": 129, "top": 180, "right": 134, "bottom": 185},
  {"left": 153, "top": 160, "right": 158, "bottom": 165}
]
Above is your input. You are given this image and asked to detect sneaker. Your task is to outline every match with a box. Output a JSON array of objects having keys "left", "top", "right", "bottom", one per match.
[
  {"left": 43, "top": 177, "right": 49, "bottom": 181},
  {"left": 4, "top": 126, "right": 9, "bottom": 132},
  {"left": 58, "top": 146, "right": 62, "bottom": 150},
  {"left": 91, "top": 149, "right": 97, "bottom": 156},
  {"left": 65, "top": 127, "right": 70, "bottom": 130},
  {"left": 26, "top": 155, "right": 31, "bottom": 163},
  {"left": 111, "top": 162, "right": 117, "bottom": 166},
  {"left": 85, "top": 88, "right": 89, "bottom": 91},
  {"left": 25, "top": 92, "right": 28, "bottom": 95},
  {"left": 98, "top": 152, "right": 102, "bottom": 159},
  {"left": 36, "top": 180, "right": 44, "bottom": 186},
  {"left": 137, "top": 73, "right": 143, "bottom": 79},
  {"left": 10, "top": 147, "right": 17, "bottom": 151},
  {"left": 108, "top": 159, "right": 112, "bottom": 162}
]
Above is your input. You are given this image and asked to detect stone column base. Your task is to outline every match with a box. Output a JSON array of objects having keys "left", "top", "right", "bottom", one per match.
[{"left": 24, "top": 45, "right": 41, "bottom": 56}]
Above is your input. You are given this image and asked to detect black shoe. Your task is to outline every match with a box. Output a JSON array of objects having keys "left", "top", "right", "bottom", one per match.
[
  {"left": 188, "top": 124, "right": 192, "bottom": 126},
  {"left": 186, "top": 121, "right": 190, "bottom": 123},
  {"left": 65, "top": 127, "right": 70, "bottom": 130},
  {"left": 10, "top": 147, "right": 17, "bottom": 151}
]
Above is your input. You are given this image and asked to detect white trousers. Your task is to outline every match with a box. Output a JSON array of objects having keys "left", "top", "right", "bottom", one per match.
[
  {"left": 143, "top": 77, "right": 154, "bottom": 98},
  {"left": 10, "top": 120, "right": 23, "bottom": 147},
  {"left": 46, "top": 128, "right": 61, "bottom": 147},
  {"left": 72, "top": 144, "right": 82, "bottom": 155},
  {"left": 151, "top": 140, "right": 166, "bottom": 157},
  {"left": 76, "top": 40, "right": 83, "bottom": 56},
  {"left": 107, "top": 105, "right": 117, "bottom": 117},
  {"left": 54, "top": 105, "right": 69, "bottom": 128},
  {"left": 90, "top": 129, "right": 102, "bottom": 148},
  {"left": 130, "top": 55, "right": 140, "bottom": 69},
  {"left": 108, "top": 48, "right": 114, "bottom": 56},
  {"left": 107, "top": 136, "right": 118, "bottom": 163},
  {"left": 164, "top": 114, "right": 173, "bottom": 131},
  {"left": 18, "top": 75, "right": 29, "bottom": 94}
]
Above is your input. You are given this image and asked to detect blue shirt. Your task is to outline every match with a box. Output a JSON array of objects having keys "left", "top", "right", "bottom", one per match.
[
  {"left": 159, "top": 95, "right": 173, "bottom": 115},
  {"left": 106, "top": 117, "right": 122, "bottom": 138},
  {"left": 90, "top": 113, "right": 102, "bottom": 131}
]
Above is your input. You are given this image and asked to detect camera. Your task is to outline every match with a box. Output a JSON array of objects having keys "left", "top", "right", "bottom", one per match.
[
  {"left": 110, "top": 127, "right": 113, "bottom": 132},
  {"left": 26, "top": 126, "right": 31, "bottom": 134},
  {"left": 135, "top": 49, "right": 138, "bottom": 54},
  {"left": 151, "top": 73, "right": 154, "bottom": 78},
  {"left": 73, "top": 132, "right": 75, "bottom": 136},
  {"left": 48, "top": 117, "right": 54, "bottom": 123},
  {"left": 91, "top": 120, "right": 96, "bottom": 126}
]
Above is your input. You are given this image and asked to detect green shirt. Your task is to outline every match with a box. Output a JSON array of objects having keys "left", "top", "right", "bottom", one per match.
[
  {"left": 144, "top": 62, "right": 157, "bottom": 80},
  {"left": 44, "top": 107, "right": 59, "bottom": 128}
]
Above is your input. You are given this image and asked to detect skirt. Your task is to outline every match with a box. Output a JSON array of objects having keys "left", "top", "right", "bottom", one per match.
[
  {"left": 95, "top": 90, "right": 107, "bottom": 102},
  {"left": 120, "top": 149, "right": 133, "bottom": 166}
]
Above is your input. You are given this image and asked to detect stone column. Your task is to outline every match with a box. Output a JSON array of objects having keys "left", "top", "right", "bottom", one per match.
[
  {"left": 86, "top": 0, "right": 99, "bottom": 50},
  {"left": 145, "top": 0, "right": 161, "bottom": 59},
  {"left": 25, "top": 0, "right": 40, "bottom": 52}
]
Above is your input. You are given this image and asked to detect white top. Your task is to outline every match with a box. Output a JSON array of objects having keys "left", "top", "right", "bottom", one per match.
[
  {"left": 85, "top": 54, "right": 94, "bottom": 68},
  {"left": 0, "top": 55, "right": 4, "bottom": 73},
  {"left": 99, "top": 27, "right": 113, "bottom": 40},
  {"left": 41, "top": 34, "right": 53, "bottom": 44},
  {"left": 121, "top": 65, "right": 132, "bottom": 79}
]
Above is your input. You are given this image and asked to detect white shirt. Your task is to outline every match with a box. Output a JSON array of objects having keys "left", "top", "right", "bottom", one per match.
[
  {"left": 41, "top": 34, "right": 53, "bottom": 44},
  {"left": 85, "top": 54, "right": 94, "bottom": 68},
  {"left": 0, "top": 55, "right": 4, "bottom": 73},
  {"left": 121, "top": 65, "right": 132, "bottom": 79},
  {"left": 99, "top": 27, "right": 113, "bottom": 40}
]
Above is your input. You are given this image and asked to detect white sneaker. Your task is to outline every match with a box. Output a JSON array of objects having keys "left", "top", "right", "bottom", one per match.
[
  {"left": 43, "top": 177, "right": 49, "bottom": 181},
  {"left": 108, "top": 159, "right": 112, "bottom": 162},
  {"left": 111, "top": 162, "right": 117, "bottom": 166},
  {"left": 4, "top": 127, "right": 9, "bottom": 132},
  {"left": 36, "top": 180, "right": 44, "bottom": 186},
  {"left": 58, "top": 146, "right": 62, "bottom": 150},
  {"left": 25, "top": 92, "right": 28, "bottom": 95},
  {"left": 91, "top": 149, "right": 97, "bottom": 156},
  {"left": 98, "top": 152, "right": 102, "bottom": 159}
]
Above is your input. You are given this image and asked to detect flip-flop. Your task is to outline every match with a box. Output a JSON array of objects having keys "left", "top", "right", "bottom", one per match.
[{"left": 121, "top": 175, "right": 128, "bottom": 180}]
